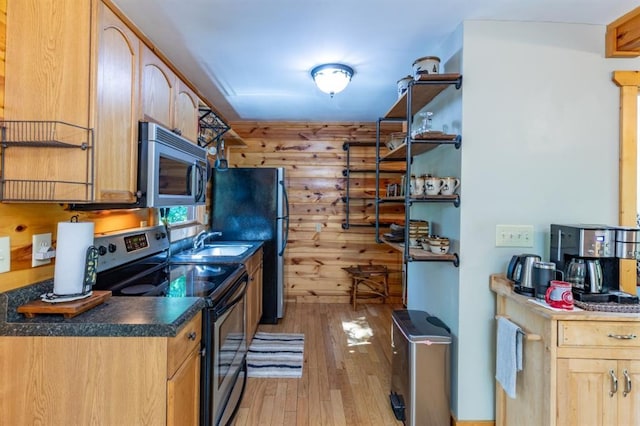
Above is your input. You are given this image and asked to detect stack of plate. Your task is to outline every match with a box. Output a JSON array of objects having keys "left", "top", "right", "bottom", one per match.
[
  {"left": 409, "top": 220, "right": 429, "bottom": 246},
  {"left": 383, "top": 223, "right": 405, "bottom": 242}
]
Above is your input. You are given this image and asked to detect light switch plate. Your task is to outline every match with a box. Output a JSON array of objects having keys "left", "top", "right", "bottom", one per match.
[
  {"left": 0, "top": 236, "right": 10, "bottom": 273},
  {"left": 32, "top": 233, "right": 52, "bottom": 267},
  {"left": 496, "top": 225, "right": 534, "bottom": 247}
]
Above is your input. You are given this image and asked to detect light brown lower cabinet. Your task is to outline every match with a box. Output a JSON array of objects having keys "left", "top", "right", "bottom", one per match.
[
  {"left": 0, "top": 312, "right": 202, "bottom": 425},
  {"left": 557, "top": 358, "right": 640, "bottom": 425},
  {"left": 245, "top": 247, "right": 264, "bottom": 346},
  {"left": 491, "top": 274, "right": 640, "bottom": 426}
]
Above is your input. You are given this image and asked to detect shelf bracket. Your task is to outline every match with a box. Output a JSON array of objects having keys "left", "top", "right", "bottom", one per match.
[
  {"left": 454, "top": 134, "right": 462, "bottom": 149},
  {"left": 404, "top": 252, "right": 459, "bottom": 267},
  {"left": 455, "top": 75, "right": 463, "bottom": 90}
]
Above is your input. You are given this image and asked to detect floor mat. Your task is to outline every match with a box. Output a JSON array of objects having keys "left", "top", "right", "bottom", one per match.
[{"left": 246, "top": 332, "right": 304, "bottom": 378}]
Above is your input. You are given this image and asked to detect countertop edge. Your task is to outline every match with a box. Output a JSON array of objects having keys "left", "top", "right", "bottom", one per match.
[
  {"left": 0, "top": 280, "right": 207, "bottom": 337},
  {"left": 490, "top": 273, "right": 640, "bottom": 321}
]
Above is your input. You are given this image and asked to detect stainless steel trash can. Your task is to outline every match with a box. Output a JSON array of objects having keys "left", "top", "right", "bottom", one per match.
[{"left": 389, "top": 309, "right": 451, "bottom": 426}]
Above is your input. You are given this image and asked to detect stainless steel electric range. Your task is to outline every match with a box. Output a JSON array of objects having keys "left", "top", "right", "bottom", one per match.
[{"left": 93, "top": 225, "right": 248, "bottom": 426}]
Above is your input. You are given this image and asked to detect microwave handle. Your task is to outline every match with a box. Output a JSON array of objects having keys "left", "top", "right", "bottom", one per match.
[{"left": 189, "top": 163, "right": 205, "bottom": 201}]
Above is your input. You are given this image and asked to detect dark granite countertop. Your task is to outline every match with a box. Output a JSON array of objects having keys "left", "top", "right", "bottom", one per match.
[
  {"left": 0, "top": 239, "right": 264, "bottom": 338},
  {"left": 0, "top": 280, "right": 206, "bottom": 337}
]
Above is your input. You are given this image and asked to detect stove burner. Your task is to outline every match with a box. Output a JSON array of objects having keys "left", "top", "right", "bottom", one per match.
[{"left": 121, "top": 284, "right": 157, "bottom": 295}]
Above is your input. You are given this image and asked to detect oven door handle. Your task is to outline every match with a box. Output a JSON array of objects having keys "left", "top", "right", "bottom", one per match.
[{"left": 214, "top": 277, "right": 248, "bottom": 318}]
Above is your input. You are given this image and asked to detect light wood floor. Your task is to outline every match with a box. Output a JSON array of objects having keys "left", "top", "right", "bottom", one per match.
[{"left": 232, "top": 302, "right": 405, "bottom": 426}]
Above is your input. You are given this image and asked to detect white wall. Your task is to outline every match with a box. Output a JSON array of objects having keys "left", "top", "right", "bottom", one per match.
[{"left": 407, "top": 20, "right": 640, "bottom": 421}]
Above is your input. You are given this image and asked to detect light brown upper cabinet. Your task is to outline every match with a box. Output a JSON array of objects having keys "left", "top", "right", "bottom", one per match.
[
  {"left": 94, "top": 2, "right": 140, "bottom": 203},
  {"left": 3, "top": 0, "right": 202, "bottom": 203},
  {"left": 141, "top": 45, "right": 200, "bottom": 144},
  {"left": 175, "top": 79, "right": 200, "bottom": 143},
  {"left": 3, "top": 0, "right": 140, "bottom": 203}
]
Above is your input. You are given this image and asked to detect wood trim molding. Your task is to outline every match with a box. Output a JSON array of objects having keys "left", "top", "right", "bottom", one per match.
[
  {"left": 607, "top": 7, "right": 640, "bottom": 58},
  {"left": 613, "top": 71, "right": 639, "bottom": 294},
  {"left": 613, "top": 71, "right": 639, "bottom": 227},
  {"left": 451, "top": 416, "right": 494, "bottom": 426}
]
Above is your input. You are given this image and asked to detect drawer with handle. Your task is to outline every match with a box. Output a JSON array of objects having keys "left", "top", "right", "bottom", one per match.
[
  {"left": 167, "top": 312, "right": 202, "bottom": 377},
  {"left": 558, "top": 321, "right": 640, "bottom": 348}
]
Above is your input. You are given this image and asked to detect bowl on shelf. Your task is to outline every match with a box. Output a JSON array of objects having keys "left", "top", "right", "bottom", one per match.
[
  {"left": 426, "top": 236, "right": 450, "bottom": 254},
  {"left": 409, "top": 220, "right": 429, "bottom": 247},
  {"left": 429, "top": 242, "right": 450, "bottom": 254}
]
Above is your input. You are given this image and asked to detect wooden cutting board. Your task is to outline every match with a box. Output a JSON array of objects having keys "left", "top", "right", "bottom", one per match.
[{"left": 17, "top": 291, "right": 112, "bottom": 318}]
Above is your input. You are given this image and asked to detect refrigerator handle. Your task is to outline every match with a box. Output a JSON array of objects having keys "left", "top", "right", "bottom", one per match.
[{"left": 279, "top": 179, "right": 290, "bottom": 256}]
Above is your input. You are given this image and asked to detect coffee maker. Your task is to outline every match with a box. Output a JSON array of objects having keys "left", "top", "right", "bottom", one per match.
[{"left": 550, "top": 224, "right": 638, "bottom": 303}]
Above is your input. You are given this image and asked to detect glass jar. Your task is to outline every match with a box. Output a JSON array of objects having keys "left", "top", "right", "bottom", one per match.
[{"left": 413, "top": 111, "right": 433, "bottom": 137}]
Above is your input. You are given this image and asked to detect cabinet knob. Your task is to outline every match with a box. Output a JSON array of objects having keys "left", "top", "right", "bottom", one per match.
[{"left": 187, "top": 331, "right": 197, "bottom": 341}]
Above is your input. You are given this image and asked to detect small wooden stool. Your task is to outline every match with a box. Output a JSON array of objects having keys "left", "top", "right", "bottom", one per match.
[{"left": 342, "top": 265, "right": 389, "bottom": 309}]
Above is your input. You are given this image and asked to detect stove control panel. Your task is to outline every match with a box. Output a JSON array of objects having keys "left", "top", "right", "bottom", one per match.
[
  {"left": 95, "top": 225, "right": 169, "bottom": 272},
  {"left": 124, "top": 233, "right": 149, "bottom": 252}
]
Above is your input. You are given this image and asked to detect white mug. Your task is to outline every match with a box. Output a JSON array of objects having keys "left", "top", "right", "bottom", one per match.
[
  {"left": 412, "top": 175, "right": 425, "bottom": 196},
  {"left": 440, "top": 177, "right": 460, "bottom": 195},
  {"left": 425, "top": 177, "right": 443, "bottom": 196}
]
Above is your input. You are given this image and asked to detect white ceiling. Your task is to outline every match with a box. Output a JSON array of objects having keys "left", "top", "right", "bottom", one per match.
[{"left": 112, "top": 0, "right": 637, "bottom": 123}]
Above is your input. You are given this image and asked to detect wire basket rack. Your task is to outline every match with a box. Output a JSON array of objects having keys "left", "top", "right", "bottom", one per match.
[{"left": 0, "top": 121, "right": 94, "bottom": 202}]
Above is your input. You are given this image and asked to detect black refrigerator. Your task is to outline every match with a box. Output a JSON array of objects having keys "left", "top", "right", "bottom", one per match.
[{"left": 210, "top": 167, "right": 289, "bottom": 323}]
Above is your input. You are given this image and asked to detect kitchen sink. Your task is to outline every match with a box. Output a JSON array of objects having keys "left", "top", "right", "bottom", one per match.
[
  {"left": 174, "top": 243, "right": 254, "bottom": 260},
  {"left": 195, "top": 244, "right": 252, "bottom": 257}
]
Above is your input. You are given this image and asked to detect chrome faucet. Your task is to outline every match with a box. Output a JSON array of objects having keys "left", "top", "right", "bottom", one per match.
[{"left": 193, "top": 230, "right": 222, "bottom": 249}]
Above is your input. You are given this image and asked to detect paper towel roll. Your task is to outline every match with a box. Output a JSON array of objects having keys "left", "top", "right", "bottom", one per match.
[{"left": 53, "top": 221, "right": 94, "bottom": 295}]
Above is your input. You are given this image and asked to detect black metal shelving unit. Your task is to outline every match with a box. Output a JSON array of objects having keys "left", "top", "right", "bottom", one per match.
[
  {"left": 342, "top": 141, "right": 404, "bottom": 229},
  {"left": 374, "top": 73, "right": 463, "bottom": 267}
]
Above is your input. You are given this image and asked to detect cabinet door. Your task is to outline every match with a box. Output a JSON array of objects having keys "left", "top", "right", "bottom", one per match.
[
  {"left": 245, "top": 250, "right": 263, "bottom": 346},
  {"left": 256, "top": 261, "right": 263, "bottom": 326},
  {"left": 246, "top": 274, "right": 256, "bottom": 346},
  {"left": 618, "top": 360, "right": 640, "bottom": 426},
  {"left": 557, "top": 358, "right": 618, "bottom": 426},
  {"left": 93, "top": 2, "right": 140, "bottom": 203},
  {"left": 141, "top": 45, "right": 175, "bottom": 129},
  {"left": 3, "top": 0, "right": 92, "bottom": 201},
  {"left": 174, "top": 79, "right": 200, "bottom": 143},
  {"left": 167, "top": 345, "right": 201, "bottom": 426},
  {"left": 4, "top": 0, "right": 91, "bottom": 122}
]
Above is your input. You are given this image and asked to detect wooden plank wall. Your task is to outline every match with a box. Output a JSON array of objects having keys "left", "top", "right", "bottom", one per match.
[{"left": 229, "top": 121, "right": 405, "bottom": 304}]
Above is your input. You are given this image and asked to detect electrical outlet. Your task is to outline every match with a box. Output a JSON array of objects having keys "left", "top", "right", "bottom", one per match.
[
  {"left": 496, "top": 225, "right": 534, "bottom": 248},
  {"left": 32, "top": 233, "right": 52, "bottom": 267},
  {"left": 315, "top": 223, "right": 322, "bottom": 232},
  {"left": 0, "top": 236, "right": 10, "bottom": 273}
]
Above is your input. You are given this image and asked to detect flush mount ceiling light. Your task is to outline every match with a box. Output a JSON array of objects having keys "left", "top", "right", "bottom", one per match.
[{"left": 311, "top": 63, "right": 354, "bottom": 97}]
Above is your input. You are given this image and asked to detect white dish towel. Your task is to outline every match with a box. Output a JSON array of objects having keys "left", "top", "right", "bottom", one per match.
[{"left": 495, "top": 316, "right": 523, "bottom": 399}]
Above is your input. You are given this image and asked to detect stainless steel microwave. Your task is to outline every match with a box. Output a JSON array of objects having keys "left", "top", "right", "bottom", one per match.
[{"left": 139, "top": 121, "right": 208, "bottom": 207}]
